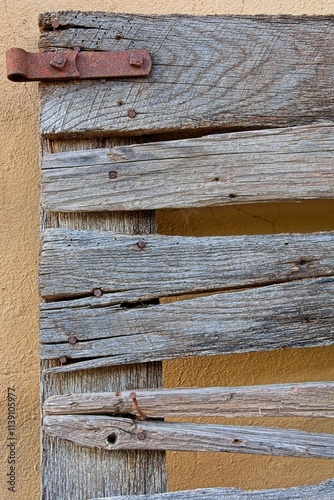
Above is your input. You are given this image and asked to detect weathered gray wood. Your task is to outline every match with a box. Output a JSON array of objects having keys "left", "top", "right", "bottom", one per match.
[
  {"left": 42, "top": 124, "right": 334, "bottom": 211},
  {"left": 40, "top": 229, "right": 334, "bottom": 302},
  {"left": 43, "top": 415, "right": 334, "bottom": 458},
  {"left": 43, "top": 382, "right": 334, "bottom": 418},
  {"left": 40, "top": 276, "right": 334, "bottom": 373},
  {"left": 39, "top": 13, "right": 334, "bottom": 137},
  {"left": 40, "top": 147, "right": 166, "bottom": 497},
  {"left": 90, "top": 480, "right": 334, "bottom": 499},
  {"left": 38, "top": 12, "right": 334, "bottom": 497}
]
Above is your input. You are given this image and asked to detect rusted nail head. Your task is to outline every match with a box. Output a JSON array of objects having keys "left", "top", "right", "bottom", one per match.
[
  {"left": 59, "top": 356, "right": 67, "bottom": 364},
  {"left": 137, "top": 239, "right": 146, "bottom": 249},
  {"left": 93, "top": 288, "right": 103, "bottom": 297},
  {"left": 68, "top": 336, "right": 77, "bottom": 344},
  {"left": 127, "top": 109, "right": 137, "bottom": 119},
  {"left": 130, "top": 52, "right": 143, "bottom": 68},
  {"left": 137, "top": 432, "right": 146, "bottom": 441},
  {"left": 109, "top": 171, "right": 118, "bottom": 179},
  {"left": 50, "top": 53, "right": 67, "bottom": 71}
]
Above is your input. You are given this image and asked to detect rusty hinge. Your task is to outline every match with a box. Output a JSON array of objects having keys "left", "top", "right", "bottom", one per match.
[{"left": 6, "top": 47, "right": 152, "bottom": 82}]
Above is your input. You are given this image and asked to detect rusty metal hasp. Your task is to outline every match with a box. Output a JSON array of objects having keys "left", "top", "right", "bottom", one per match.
[{"left": 6, "top": 47, "right": 152, "bottom": 82}]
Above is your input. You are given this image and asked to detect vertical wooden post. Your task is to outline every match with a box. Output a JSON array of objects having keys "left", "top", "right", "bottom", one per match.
[{"left": 40, "top": 138, "right": 166, "bottom": 499}]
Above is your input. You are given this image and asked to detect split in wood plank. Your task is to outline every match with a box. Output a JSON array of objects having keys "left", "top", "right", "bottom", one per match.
[
  {"left": 39, "top": 13, "right": 334, "bottom": 137},
  {"left": 43, "top": 382, "right": 334, "bottom": 418},
  {"left": 40, "top": 275, "right": 334, "bottom": 373},
  {"left": 89, "top": 480, "right": 334, "bottom": 499},
  {"left": 42, "top": 124, "right": 334, "bottom": 211},
  {"left": 43, "top": 415, "right": 334, "bottom": 458}
]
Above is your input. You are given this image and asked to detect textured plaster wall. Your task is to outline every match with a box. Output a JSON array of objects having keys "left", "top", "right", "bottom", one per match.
[{"left": 1, "top": 1, "right": 333, "bottom": 499}]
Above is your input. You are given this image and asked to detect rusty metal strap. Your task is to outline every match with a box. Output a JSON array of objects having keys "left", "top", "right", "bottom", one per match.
[{"left": 6, "top": 47, "right": 152, "bottom": 82}]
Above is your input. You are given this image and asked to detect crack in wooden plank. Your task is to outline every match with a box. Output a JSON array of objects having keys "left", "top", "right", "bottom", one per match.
[{"left": 41, "top": 272, "right": 334, "bottom": 308}]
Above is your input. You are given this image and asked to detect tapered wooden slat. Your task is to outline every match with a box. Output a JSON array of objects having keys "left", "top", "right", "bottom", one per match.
[
  {"left": 40, "top": 229, "right": 334, "bottom": 302},
  {"left": 42, "top": 124, "right": 334, "bottom": 211},
  {"left": 39, "top": 13, "right": 334, "bottom": 137},
  {"left": 43, "top": 382, "right": 334, "bottom": 418},
  {"left": 43, "top": 415, "right": 334, "bottom": 458},
  {"left": 40, "top": 276, "right": 334, "bottom": 373},
  {"left": 90, "top": 480, "right": 334, "bottom": 499}
]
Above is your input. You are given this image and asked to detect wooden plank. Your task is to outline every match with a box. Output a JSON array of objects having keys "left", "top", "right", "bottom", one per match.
[
  {"left": 38, "top": 13, "right": 334, "bottom": 138},
  {"left": 40, "top": 154, "right": 166, "bottom": 497},
  {"left": 43, "top": 382, "right": 334, "bottom": 418},
  {"left": 40, "top": 229, "right": 334, "bottom": 302},
  {"left": 40, "top": 276, "right": 334, "bottom": 373},
  {"left": 41, "top": 124, "right": 334, "bottom": 211},
  {"left": 43, "top": 415, "right": 334, "bottom": 458},
  {"left": 90, "top": 480, "right": 334, "bottom": 499}
]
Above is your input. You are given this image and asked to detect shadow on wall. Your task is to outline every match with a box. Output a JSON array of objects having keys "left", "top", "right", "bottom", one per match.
[{"left": 157, "top": 200, "right": 334, "bottom": 236}]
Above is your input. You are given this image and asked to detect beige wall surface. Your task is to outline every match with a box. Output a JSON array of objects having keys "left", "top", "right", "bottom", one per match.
[{"left": 1, "top": 1, "right": 333, "bottom": 499}]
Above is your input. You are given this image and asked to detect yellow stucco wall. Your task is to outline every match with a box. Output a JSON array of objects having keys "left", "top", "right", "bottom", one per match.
[{"left": 1, "top": 1, "right": 333, "bottom": 499}]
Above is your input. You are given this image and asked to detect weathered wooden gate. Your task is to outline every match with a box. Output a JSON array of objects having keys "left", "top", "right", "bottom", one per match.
[{"left": 36, "top": 12, "right": 334, "bottom": 499}]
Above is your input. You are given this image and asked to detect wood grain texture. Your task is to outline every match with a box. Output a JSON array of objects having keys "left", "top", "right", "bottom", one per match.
[
  {"left": 38, "top": 12, "right": 334, "bottom": 497},
  {"left": 39, "top": 13, "right": 334, "bottom": 138},
  {"left": 40, "top": 276, "right": 334, "bottom": 373},
  {"left": 42, "top": 124, "right": 334, "bottom": 211},
  {"left": 43, "top": 382, "right": 334, "bottom": 418},
  {"left": 90, "top": 480, "right": 334, "bottom": 499},
  {"left": 40, "top": 229, "right": 334, "bottom": 302},
  {"left": 40, "top": 146, "right": 166, "bottom": 498},
  {"left": 43, "top": 415, "right": 334, "bottom": 458}
]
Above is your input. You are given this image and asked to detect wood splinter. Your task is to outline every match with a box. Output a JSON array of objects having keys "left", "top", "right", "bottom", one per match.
[{"left": 130, "top": 391, "right": 147, "bottom": 420}]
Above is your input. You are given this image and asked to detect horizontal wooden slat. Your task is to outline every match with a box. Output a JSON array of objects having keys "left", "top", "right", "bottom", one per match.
[
  {"left": 40, "top": 276, "right": 334, "bottom": 373},
  {"left": 90, "top": 480, "right": 334, "bottom": 499},
  {"left": 43, "top": 415, "right": 334, "bottom": 458},
  {"left": 39, "top": 13, "right": 334, "bottom": 137},
  {"left": 43, "top": 382, "right": 334, "bottom": 418},
  {"left": 39, "top": 229, "right": 334, "bottom": 301},
  {"left": 42, "top": 124, "right": 334, "bottom": 211},
  {"left": 40, "top": 229, "right": 334, "bottom": 373}
]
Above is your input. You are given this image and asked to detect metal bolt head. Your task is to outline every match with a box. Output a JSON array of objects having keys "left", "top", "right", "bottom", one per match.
[
  {"left": 137, "top": 432, "right": 146, "bottom": 441},
  {"left": 109, "top": 171, "right": 118, "bottom": 179},
  {"left": 50, "top": 53, "right": 67, "bottom": 71},
  {"left": 127, "top": 109, "right": 137, "bottom": 119},
  {"left": 68, "top": 336, "right": 77, "bottom": 345},
  {"left": 93, "top": 288, "right": 102, "bottom": 297},
  {"left": 59, "top": 356, "right": 67, "bottom": 365},
  {"left": 137, "top": 239, "right": 146, "bottom": 249},
  {"left": 130, "top": 52, "right": 143, "bottom": 68}
]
